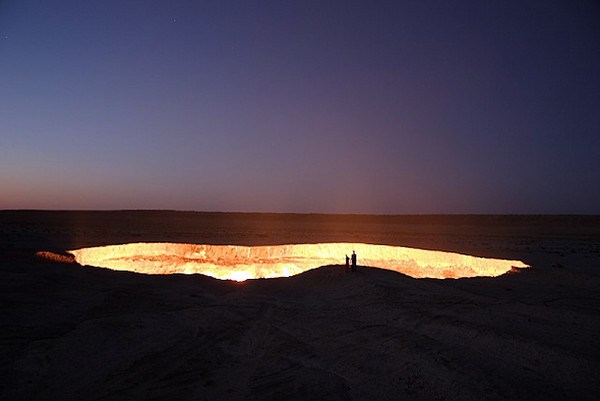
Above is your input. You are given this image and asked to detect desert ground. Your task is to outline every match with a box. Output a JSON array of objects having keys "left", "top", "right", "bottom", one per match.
[{"left": 1, "top": 211, "right": 599, "bottom": 400}]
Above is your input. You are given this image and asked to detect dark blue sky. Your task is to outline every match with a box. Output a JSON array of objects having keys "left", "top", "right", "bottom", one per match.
[{"left": 1, "top": 0, "right": 599, "bottom": 213}]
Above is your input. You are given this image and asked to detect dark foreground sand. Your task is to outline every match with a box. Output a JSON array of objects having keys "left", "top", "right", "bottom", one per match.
[{"left": 1, "top": 211, "right": 599, "bottom": 400}]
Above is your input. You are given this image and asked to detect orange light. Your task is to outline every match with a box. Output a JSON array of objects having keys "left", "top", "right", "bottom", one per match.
[{"left": 66, "top": 242, "right": 529, "bottom": 281}]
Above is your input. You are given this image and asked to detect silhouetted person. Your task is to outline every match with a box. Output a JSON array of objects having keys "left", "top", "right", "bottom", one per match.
[
  {"left": 351, "top": 250, "right": 357, "bottom": 272},
  {"left": 345, "top": 254, "right": 350, "bottom": 271}
]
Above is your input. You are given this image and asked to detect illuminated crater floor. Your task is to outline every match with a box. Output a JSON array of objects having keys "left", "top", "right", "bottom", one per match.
[{"left": 68, "top": 243, "right": 529, "bottom": 281}]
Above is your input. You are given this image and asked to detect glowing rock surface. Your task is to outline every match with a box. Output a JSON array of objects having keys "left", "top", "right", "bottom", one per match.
[{"left": 68, "top": 242, "right": 529, "bottom": 281}]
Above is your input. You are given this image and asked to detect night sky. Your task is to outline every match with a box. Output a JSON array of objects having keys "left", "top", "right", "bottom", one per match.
[{"left": 1, "top": 1, "right": 599, "bottom": 214}]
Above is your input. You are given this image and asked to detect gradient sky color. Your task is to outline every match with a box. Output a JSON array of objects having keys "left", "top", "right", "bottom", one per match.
[{"left": 1, "top": 1, "right": 599, "bottom": 213}]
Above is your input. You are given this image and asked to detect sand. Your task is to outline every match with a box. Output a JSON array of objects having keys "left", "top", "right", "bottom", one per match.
[{"left": 1, "top": 211, "right": 599, "bottom": 400}]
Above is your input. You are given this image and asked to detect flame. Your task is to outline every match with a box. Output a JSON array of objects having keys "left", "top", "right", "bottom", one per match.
[{"left": 66, "top": 242, "right": 529, "bottom": 281}]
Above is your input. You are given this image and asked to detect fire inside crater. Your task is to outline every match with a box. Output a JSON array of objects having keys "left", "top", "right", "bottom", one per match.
[{"left": 67, "top": 243, "right": 529, "bottom": 281}]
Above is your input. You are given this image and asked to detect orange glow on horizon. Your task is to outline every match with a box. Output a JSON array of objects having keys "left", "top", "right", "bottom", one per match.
[{"left": 66, "top": 242, "right": 529, "bottom": 281}]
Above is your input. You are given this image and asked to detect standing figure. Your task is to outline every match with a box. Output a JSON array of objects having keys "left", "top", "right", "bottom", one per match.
[
  {"left": 345, "top": 254, "right": 350, "bottom": 271},
  {"left": 351, "top": 250, "right": 357, "bottom": 272}
]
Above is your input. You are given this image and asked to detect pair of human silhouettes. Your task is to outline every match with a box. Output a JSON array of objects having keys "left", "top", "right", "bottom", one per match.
[{"left": 345, "top": 251, "right": 357, "bottom": 272}]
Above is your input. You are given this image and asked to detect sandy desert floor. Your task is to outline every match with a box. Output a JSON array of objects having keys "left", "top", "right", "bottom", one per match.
[{"left": 1, "top": 211, "right": 599, "bottom": 400}]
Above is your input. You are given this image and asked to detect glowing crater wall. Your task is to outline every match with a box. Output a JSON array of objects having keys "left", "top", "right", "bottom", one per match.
[{"left": 68, "top": 243, "right": 529, "bottom": 281}]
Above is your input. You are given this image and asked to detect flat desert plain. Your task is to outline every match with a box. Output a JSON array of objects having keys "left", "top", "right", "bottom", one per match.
[{"left": 1, "top": 211, "right": 599, "bottom": 400}]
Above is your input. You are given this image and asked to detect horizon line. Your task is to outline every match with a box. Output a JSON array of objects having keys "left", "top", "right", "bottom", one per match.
[{"left": 1, "top": 209, "right": 599, "bottom": 217}]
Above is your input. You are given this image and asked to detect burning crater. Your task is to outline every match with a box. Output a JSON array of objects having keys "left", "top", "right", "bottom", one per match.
[{"left": 67, "top": 243, "right": 528, "bottom": 281}]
